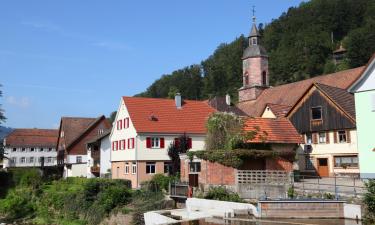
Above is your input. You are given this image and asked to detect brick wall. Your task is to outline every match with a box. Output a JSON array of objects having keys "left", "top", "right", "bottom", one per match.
[{"left": 265, "top": 157, "right": 293, "bottom": 171}]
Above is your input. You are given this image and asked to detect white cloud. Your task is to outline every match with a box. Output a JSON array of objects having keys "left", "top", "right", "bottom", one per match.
[{"left": 6, "top": 96, "right": 31, "bottom": 108}]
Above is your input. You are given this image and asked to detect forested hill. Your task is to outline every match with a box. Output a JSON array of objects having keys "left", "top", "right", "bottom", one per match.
[{"left": 136, "top": 0, "right": 375, "bottom": 101}]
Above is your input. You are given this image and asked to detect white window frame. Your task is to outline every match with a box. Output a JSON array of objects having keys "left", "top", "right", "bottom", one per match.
[
  {"left": 146, "top": 162, "right": 156, "bottom": 174},
  {"left": 338, "top": 130, "right": 347, "bottom": 143},
  {"left": 306, "top": 133, "right": 312, "bottom": 144},
  {"left": 125, "top": 163, "right": 129, "bottom": 174},
  {"left": 319, "top": 132, "right": 326, "bottom": 143},
  {"left": 76, "top": 156, "right": 82, "bottom": 163},
  {"left": 29, "top": 157, "right": 34, "bottom": 163},
  {"left": 151, "top": 137, "right": 160, "bottom": 149},
  {"left": 132, "top": 163, "right": 137, "bottom": 174},
  {"left": 20, "top": 157, "right": 26, "bottom": 164},
  {"left": 12, "top": 148, "right": 17, "bottom": 152},
  {"left": 47, "top": 157, "right": 52, "bottom": 163}
]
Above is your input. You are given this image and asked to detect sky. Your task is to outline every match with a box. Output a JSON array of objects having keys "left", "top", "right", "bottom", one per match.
[{"left": 0, "top": 0, "right": 305, "bottom": 129}]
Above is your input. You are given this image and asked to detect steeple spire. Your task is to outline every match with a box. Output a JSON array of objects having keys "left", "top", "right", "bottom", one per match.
[{"left": 249, "top": 6, "right": 260, "bottom": 44}]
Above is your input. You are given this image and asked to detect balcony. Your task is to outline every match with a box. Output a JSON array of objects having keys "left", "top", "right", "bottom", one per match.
[{"left": 91, "top": 166, "right": 100, "bottom": 173}]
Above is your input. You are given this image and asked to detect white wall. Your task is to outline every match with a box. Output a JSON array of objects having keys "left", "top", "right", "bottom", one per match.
[
  {"left": 355, "top": 65, "right": 375, "bottom": 92},
  {"left": 110, "top": 99, "right": 137, "bottom": 162},
  {"left": 64, "top": 163, "right": 87, "bottom": 178},
  {"left": 100, "top": 135, "right": 111, "bottom": 175},
  {"left": 3, "top": 146, "right": 57, "bottom": 168},
  {"left": 66, "top": 155, "right": 87, "bottom": 164}
]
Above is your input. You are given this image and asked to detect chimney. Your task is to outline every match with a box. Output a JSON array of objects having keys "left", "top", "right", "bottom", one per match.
[
  {"left": 175, "top": 93, "right": 182, "bottom": 109},
  {"left": 225, "top": 94, "right": 231, "bottom": 106}
]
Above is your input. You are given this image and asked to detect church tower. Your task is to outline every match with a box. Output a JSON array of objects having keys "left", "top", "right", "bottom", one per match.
[{"left": 238, "top": 13, "right": 269, "bottom": 102}]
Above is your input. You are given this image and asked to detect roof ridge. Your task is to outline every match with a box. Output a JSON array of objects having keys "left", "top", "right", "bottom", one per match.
[
  {"left": 266, "top": 66, "right": 365, "bottom": 90},
  {"left": 314, "top": 82, "right": 348, "bottom": 91}
]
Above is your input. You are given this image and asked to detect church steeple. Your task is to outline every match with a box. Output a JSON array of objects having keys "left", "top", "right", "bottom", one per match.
[{"left": 238, "top": 7, "right": 269, "bottom": 102}]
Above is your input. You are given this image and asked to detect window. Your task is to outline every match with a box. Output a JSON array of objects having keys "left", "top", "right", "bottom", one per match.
[
  {"left": 47, "top": 157, "right": 52, "bottom": 163},
  {"left": 334, "top": 156, "right": 358, "bottom": 168},
  {"left": 319, "top": 132, "right": 326, "bottom": 143},
  {"left": 128, "top": 138, "right": 135, "bottom": 149},
  {"left": 306, "top": 133, "right": 312, "bottom": 144},
  {"left": 48, "top": 148, "right": 52, "bottom": 152},
  {"left": 12, "top": 148, "right": 16, "bottom": 152},
  {"left": 117, "top": 120, "right": 122, "bottom": 130},
  {"left": 124, "top": 117, "right": 130, "bottom": 128},
  {"left": 20, "top": 157, "right": 26, "bottom": 163},
  {"left": 61, "top": 131, "right": 64, "bottom": 138},
  {"left": 115, "top": 141, "right": 119, "bottom": 150},
  {"left": 245, "top": 74, "right": 249, "bottom": 85},
  {"left": 98, "top": 129, "right": 104, "bottom": 135},
  {"left": 30, "top": 148, "right": 35, "bottom": 152},
  {"left": 164, "top": 162, "right": 172, "bottom": 174},
  {"left": 305, "top": 156, "right": 314, "bottom": 170},
  {"left": 338, "top": 130, "right": 347, "bottom": 143},
  {"left": 132, "top": 162, "right": 137, "bottom": 174},
  {"left": 21, "top": 148, "right": 26, "bottom": 152},
  {"left": 11, "top": 157, "right": 17, "bottom": 164},
  {"left": 29, "top": 157, "right": 34, "bottom": 163},
  {"left": 125, "top": 163, "right": 129, "bottom": 174},
  {"left": 76, "top": 156, "right": 82, "bottom": 163},
  {"left": 262, "top": 71, "right": 267, "bottom": 86},
  {"left": 189, "top": 162, "right": 201, "bottom": 173},
  {"left": 121, "top": 140, "right": 126, "bottom": 150},
  {"left": 146, "top": 162, "right": 156, "bottom": 174},
  {"left": 311, "top": 107, "right": 322, "bottom": 120},
  {"left": 38, "top": 157, "right": 43, "bottom": 163},
  {"left": 40, "top": 148, "right": 44, "bottom": 152},
  {"left": 151, "top": 137, "right": 160, "bottom": 148},
  {"left": 252, "top": 38, "right": 257, "bottom": 45}
]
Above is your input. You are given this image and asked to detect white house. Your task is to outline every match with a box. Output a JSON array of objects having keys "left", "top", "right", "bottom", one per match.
[
  {"left": 87, "top": 130, "right": 111, "bottom": 178},
  {"left": 3, "top": 129, "right": 58, "bottom": 168},
  {"left": 56, "top": 116, "right": 111, "bottom": 178},
  {"left": 110, "top": 94, "right": 216, "bottom": 188}
]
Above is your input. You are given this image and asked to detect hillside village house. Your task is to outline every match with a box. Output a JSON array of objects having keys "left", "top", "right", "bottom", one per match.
[
  {"left": 110, "top": 95, "right": 216, "bottom": 188},
  {"left": 57, "top": 116, "right": 111, "bottom": 178},
  {"left": 286, "top": 83, "right": 358, "bottom": 177},
  {"left": 86, "top": 130, "right": 111, "bottom": 178},
  {"left": 3, "top": 129, "right": 58, "bottom": 168},
  {"left": 207, "top": 15, "right": 367, "bottom": 178},
  {"left": 350, "top": 54, "right": 375, "bottom": 179},
  {"left": 180, "top": 117, "right": 303, "bottom": 187}
]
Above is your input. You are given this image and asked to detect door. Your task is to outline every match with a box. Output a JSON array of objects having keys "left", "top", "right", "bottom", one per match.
[
  {"left": 189, "top": 174, "right": 199, "bottom": 187},
  {"left": 317, "top": 158, "right": 329, "bottom": 177}
]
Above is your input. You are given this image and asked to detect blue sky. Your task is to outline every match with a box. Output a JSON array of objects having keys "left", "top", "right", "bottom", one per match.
[{"left": 1, "top": 0, "right": 304, "bottom": 128}]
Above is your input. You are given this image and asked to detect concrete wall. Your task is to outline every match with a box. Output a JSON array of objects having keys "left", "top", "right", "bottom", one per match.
[
  {"left": 259, "top": 200, "right": 345, "bottom": 218},
  {"left": 64, "top": 163, "right": 87, "bottom": 178}
]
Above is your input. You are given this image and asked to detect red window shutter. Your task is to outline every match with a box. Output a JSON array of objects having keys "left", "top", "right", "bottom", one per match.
[
  {"left": 160, "top": 138, "right": 165, "bottom": 148},
  {"left": 188, "top": 138, "right": 192, "bottom": 149},
  {"left": 346, "top": 130, "right": 351, "bottom": 143},
  {"left": 123, "top": 119, "right": 126, "bottom": 129},
  {"left": 326, "top": 132, "right": 330, "bottom": 144},
  {"left": 127, "top": 139, "right": 130, "bottom": 149},
  {"left": 116, "top": 121, "right": 119, "bottom": 130},
  {"left": 146, "top": 137, "right": 151, "bottom": 148},
  {"left": 333, "top": 131, "right": 338, "bottom": 143},
  {"left": 174, "top": 138, "right": 180, "bottom": 148},
  {"left": 312, "top": 133, "right": 318, "bottom": 144},
  {"left": 132, "top": 138, "right": 135, "bottom": 149},
  {"left": 112, "top": 142, "right": 114, "bottom": 151},
  {"left": 126, "top": 118, "right": 130, "bottom": 128}
]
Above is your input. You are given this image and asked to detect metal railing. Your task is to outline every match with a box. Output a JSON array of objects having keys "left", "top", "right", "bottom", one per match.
[
  {"left": 291, "top": 174, "right": 366, "bottom": 198},
  {"left": 169, "top": 182, "right": 189, "bottom": 198}
]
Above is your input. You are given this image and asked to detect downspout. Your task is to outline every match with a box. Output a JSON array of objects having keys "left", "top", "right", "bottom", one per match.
[{"left": 135, "top": 134, "right": 139, "bottom": 188}]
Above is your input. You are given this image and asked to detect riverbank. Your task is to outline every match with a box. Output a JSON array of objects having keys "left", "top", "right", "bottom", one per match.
[{"left": 0, "top": 169, "right": 173, "bottom": 225}]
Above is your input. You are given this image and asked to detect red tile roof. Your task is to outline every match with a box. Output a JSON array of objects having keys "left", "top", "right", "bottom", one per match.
[
  {"left": 265, "top": 103, "right": 292, "bottom": 118},
  {"left": 243, "top": 118, "right": 304, "bottom": 144},
  {"left": 237, "top": 66, "right": 365, "bottom": 117},
  {"left": 5, "top": 129, "right": 58, "bottom": 148},
  {"left": 59, "top": 117, "right": 97, "bottom": 148},
  {"left": 123, "top": 97, "right": 217, "bottom": 134}
]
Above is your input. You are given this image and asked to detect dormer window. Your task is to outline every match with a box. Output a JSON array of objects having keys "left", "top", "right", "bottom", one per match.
[{"left": 311, "top": 107, "right": 322, "bottom": 120}]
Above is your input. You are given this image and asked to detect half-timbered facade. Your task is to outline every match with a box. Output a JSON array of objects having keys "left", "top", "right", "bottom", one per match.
[{"left": 287, "top": 83, "right": 358, "bottom": 177}]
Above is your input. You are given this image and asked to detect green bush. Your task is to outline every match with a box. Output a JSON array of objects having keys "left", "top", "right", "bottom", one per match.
[
  {"left": 0, "top": 187, "right": 35, "bottom": 219},
  {"left": 148, "top": 174, "right": 178, "bottom": 192},
  {"left": 287, "top": 186, "right": 296, "bottom": 199},
  {"left": 364, "top": 179, "right": 375, "bottom": 223},
  {"left": 204, "top": 186, "right": 244, "bottom": 203}
]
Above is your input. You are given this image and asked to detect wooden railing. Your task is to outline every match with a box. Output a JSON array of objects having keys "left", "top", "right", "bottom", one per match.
[{"left": 236, "top": 170, "right": 291, "bottom": 185}]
